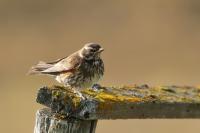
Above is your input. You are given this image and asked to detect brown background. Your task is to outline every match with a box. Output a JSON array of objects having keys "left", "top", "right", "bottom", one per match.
[{"left": 1, "top": 0, "right": 200, "bottom": 132}]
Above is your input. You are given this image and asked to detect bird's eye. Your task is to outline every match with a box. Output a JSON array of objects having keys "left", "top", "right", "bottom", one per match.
[{"left": 90, "top": 49, "right": 96, "bottom": 52}]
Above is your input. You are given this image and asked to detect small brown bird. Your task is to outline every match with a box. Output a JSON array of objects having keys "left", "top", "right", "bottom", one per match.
[{"left": 29, "top": 43, "right": 104, "bottom": 97}]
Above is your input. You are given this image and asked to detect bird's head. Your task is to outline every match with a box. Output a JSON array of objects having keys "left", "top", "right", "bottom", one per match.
[{"left": 79, "top": 43, "right": 104, "bottom": 60}]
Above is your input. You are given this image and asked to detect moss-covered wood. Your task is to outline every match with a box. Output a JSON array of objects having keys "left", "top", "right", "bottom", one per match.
[{"left": 36, "top": 85, "right": 200, "bottom": 120}]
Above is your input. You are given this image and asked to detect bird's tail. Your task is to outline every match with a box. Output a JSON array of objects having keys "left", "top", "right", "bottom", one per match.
[{"left": 28, "top": 61, "right": 53, "bottom": 75}]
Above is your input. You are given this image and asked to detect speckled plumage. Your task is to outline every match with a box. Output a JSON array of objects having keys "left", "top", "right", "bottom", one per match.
[{"left": 29, "top": 43, "right": 104, "bottom": 91}]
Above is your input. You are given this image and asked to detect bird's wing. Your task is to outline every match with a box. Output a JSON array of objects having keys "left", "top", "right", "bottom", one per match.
[
  {"left": 42, "top": 53, "right": 81, "bottom": 74},
  {"left": 45, "top": 56, "right": 68, "bottom": 65}
]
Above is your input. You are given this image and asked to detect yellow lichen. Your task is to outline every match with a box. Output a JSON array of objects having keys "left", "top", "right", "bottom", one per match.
[
  {"left": 49, "top": 85, "right": 200, "bottom": 111},
  {"left": 82, "top": 88, "right": 143, "bottom": 103}
]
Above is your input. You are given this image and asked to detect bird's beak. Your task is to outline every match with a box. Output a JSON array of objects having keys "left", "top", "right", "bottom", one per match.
[{"left": 98, "top": 48, "right": 104, "bottom": 53}]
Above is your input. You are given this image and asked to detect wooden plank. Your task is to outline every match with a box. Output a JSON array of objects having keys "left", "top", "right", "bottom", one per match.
[
  {"left": 34, "top": 108, "right": 97, "bottom": 133},
  {"left": 36, "top": 85, "right": 200, "bottom": 120}
]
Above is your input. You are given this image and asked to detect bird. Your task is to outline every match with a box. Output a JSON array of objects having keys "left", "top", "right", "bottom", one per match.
[{"left": 28, "top": 43, "right": 104, "bottom": 98}]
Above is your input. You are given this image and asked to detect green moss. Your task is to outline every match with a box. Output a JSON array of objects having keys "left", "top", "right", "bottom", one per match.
[{"left": 49, "top": 85, "right": 82, "bottom": 108}]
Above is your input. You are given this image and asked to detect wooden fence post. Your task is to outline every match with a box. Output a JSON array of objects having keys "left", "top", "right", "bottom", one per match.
[
  {"left": 34, "top": 108, "right": 97, "bottom": 133},
  {"left": 34, "top": 85, "right": 200, "bottom": 133}
]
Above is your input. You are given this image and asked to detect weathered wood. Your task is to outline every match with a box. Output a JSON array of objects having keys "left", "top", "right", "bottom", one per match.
[
  {"left": 36, "top": 85, "right": 200, "bottom": 120},
  {"left": 34, "top": 108, "right": 97, "bottom": 133}
]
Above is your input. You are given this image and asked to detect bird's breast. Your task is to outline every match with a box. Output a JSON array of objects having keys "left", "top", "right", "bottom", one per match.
[{"left": 55, "top": 58, "right": 104, "bottom": 89}]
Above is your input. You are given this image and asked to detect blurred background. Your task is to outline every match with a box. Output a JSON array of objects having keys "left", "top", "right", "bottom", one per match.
[{"left": 1, "top": 0, "right": 200, "bottom": 132}]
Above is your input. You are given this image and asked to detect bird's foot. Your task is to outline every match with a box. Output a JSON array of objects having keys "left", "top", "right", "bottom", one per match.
[
  {"left": 72, "top": 88, "right": 86, "bottom": 100},
  {"left": 77, "top": 91, "right": 86, "bottom": 100},
  {"left": 92, "top": 84, "right": 102, "bottom": 91}
]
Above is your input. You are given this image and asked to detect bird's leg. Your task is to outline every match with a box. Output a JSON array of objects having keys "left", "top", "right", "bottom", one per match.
[{"left": 71, "top": 88, "right": 85, "bottom": 100}]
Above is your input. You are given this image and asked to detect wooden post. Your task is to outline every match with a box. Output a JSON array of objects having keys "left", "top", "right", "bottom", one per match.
[
  {"left": 34, "top": 108, "right": 97, "bottom": 133},
  {"left": 34, "top": 85, "right": 200, "bottom": 132}
]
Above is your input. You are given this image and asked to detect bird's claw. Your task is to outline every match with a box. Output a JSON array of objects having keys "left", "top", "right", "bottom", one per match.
[
  {"left": 92, "top": 84, "right": 102, "bottom": 91},
  {"left": 72, "top": 89, "right": 86, "bottom": 100}
]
